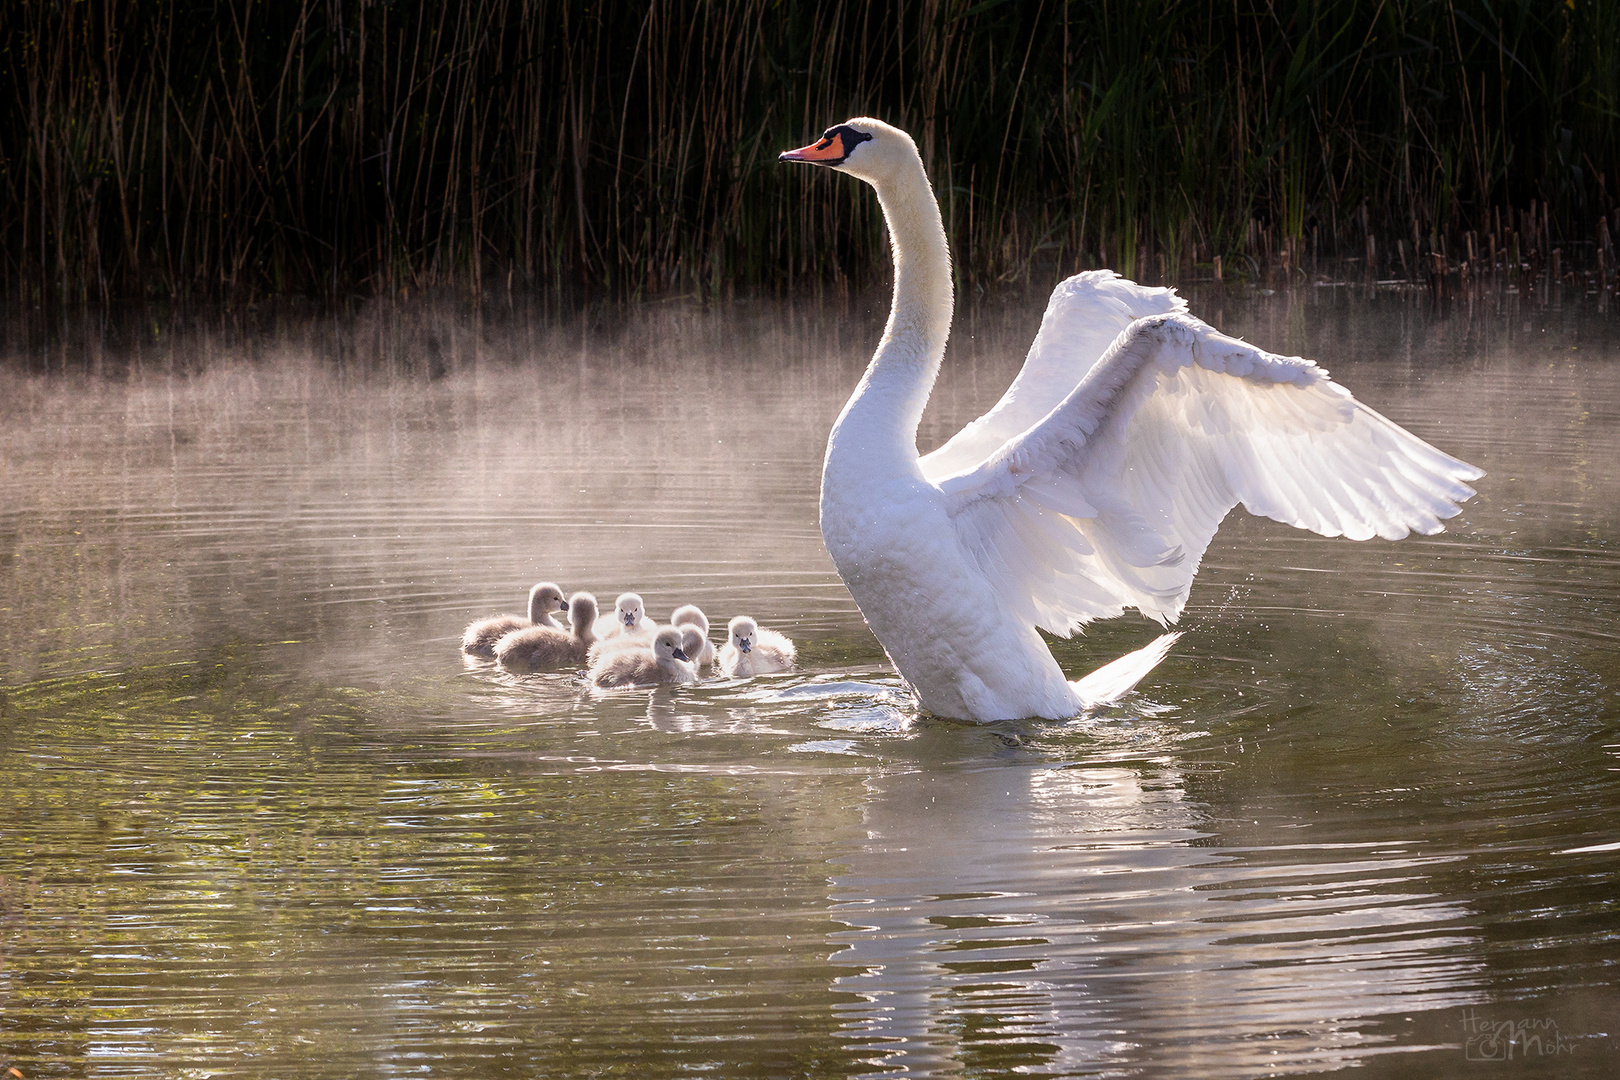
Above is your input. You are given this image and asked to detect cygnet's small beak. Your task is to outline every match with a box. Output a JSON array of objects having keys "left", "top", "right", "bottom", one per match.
[
  {"left": 738, "top": 640, "right": 752, "bottom": 653},
  {"left": 622, "top": 612, "right": 635, "bottom": 626},
  {"left": 673, "top": 647, "right": 690, "bottom": 662}
]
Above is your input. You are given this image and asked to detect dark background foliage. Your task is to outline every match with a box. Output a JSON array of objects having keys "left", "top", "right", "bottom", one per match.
[{"left": 2, "top": 0, "right": 1617, "bottom": 303}]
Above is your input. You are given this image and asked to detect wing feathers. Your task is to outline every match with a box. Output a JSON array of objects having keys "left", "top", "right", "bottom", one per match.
[
  {"left": 1023, "top": 474, "right": 1101, "bottom": 521},
  {"left": 922, "top": 270, "right": 1189, "bottom": 477},
  {"left": 932, "top": 297, "right": 1481, "bottom": 633}
]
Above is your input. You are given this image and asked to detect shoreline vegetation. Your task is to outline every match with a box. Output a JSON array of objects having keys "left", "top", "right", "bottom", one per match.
[{"left": 3, "top": 0, "right": 1618, "bottom": 306}]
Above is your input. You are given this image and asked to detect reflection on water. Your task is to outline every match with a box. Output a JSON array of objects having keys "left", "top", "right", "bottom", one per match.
[{"left": 1, "top": 286, "right": 1618, "bottom": 1077}]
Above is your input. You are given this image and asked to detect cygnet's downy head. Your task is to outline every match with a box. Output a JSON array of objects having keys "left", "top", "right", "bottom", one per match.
[
  {"left": 528, "top": 582, "right": 567, "bottom": 623},
  {"left": 615, "top": 593, "right": 645, "bottom": 627},
  {"left": 653, "top": 627, "right": 691, "bottom": 663},
  {"left": 678, "top": 625, "right": 707, "bottom": 663},
  {"left": 670, "top": 604, "right": 709, "bottom": 635},
  {"left": 778, "top": 117, "right": 915, "bottom": 187},
  {"left": 727, "top": 616, "right": 758, "bottom": 654},
  {"left": 568, "top": 592, "right": 598, "bottom": 632}
]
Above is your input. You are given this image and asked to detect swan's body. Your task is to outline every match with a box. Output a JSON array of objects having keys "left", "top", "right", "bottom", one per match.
[
  {"left": 670, "top": 604, "right": 716, "bottom": 667},
  {"left": 594, "top": 592, "right": 657, "bottom": 643},
  {"left": 461, "top": 582, "right": 567, "bottom": 657},
  {"left": 494, "top": 592, "right": 599, "bottom": 673},
  {"left": 589, "top": 627, "right": 696, "bottom": 688},
  {"left": 718, "top": 616, "right": 796, "bottom": 677},
  {"left": 780, "top": 119, "right": 1481, "bottom": 723}
]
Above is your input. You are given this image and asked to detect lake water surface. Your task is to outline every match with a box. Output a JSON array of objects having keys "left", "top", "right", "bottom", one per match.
[{"left": 1, "top": 283, "right": 1617, "bottom": 1078}]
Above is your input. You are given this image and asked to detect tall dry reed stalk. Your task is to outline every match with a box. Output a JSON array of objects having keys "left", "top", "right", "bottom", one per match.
[{"left": 1, "top": 0, "right": 1617, "bottom": 302}]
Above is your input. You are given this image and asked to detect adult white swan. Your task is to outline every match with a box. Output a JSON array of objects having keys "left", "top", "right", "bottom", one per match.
[{"left": 780, "top": 118, "right": 1481, "bottom": 723}]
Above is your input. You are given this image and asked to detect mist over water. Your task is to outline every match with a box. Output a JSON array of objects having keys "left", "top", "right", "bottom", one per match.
[{"left": 2, "top": 285, "right": 1617, "bottom": 1077}]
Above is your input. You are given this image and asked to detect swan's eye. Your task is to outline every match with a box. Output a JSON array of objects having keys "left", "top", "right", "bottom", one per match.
[
  {"left": 834, "top": 126, "right": 872, "bottom": 150},
  {"left": 781, "top": 126, "right": 869, "bottom": 167}
]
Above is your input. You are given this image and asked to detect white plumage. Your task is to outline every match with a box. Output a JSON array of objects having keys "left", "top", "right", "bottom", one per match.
[
  {"left": 670, "top": 604, "right": 717, "bottom": 667},
  {"left": 718, "top": 616, "right": 796, "bottom": 677},
  {"left": 677, "top": 625, "right": 710, "bottom": 675},
  {"left": 594, "top": 592, "right": 656, "bottom": 642},
  {"left": 780, "top": 118, "right": 1481, "bottom": 723}
]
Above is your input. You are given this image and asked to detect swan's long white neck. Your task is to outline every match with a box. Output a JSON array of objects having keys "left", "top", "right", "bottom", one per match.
[{"left": 824, "top": 152, "right": 953, "bottom": 482}]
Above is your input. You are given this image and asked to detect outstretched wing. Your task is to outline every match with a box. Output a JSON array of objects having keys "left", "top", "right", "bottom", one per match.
[
  {"left": 921, "top": 270, "right": 1187, "bottom": 477},
  {"left": 929, "top": 312, "right": 1482, "bottom": 633}
]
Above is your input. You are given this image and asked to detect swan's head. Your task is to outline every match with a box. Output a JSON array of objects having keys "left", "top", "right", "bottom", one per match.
[
  {"left": 671, "top": 603, "right": 709, "bottom": 634},
  {"left": 727, "top": 615, "right": 757, "bottom": 654},
  {"left": 779, "top": 117, "right": 916, "bottom": 187},
  {"left": 528, "top": 582, "right": 567, "bottom": 622},
  {"left": 678, "top": 624, "right": 707, "bottom": 662},
  {"left": 567, "top": 591, "right": 598, "bottom": 632},
  {"left": 616, "top": 592, "right": 645, "bottom": 627},
  {"left": 653, "top": 627, "right": 691, "bottom": 664}
]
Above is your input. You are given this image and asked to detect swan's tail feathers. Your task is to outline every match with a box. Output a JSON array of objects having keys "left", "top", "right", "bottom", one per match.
[{"left": 1072, "top": 632, "right": 1182, "bottom": 708}]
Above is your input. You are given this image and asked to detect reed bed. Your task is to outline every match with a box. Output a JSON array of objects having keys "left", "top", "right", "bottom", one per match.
[{"left": 2, "top": 0, "right": 1618, "bottom": 303}]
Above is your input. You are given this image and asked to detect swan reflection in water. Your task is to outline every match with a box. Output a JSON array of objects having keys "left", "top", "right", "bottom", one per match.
[{"left": 825, "top": 735, "right": 1483, "bottom": 1076}]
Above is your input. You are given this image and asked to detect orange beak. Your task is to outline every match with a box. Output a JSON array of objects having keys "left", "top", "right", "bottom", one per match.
[{"left": 779, "top": 131, "right": 851, "bottom": 165}]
